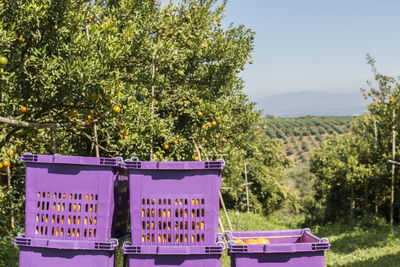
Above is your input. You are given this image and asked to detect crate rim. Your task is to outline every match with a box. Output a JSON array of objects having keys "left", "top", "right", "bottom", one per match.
[
  {"left": 20, "top": 153, "right": 122, "bottom": 167},
  {"left": 14, "top": 235, "right": 118, "bottom": 251}
]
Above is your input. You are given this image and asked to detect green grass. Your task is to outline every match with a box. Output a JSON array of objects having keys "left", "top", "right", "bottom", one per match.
[{"left": 314, "top": 223, "right": 400, "bottom": 267}]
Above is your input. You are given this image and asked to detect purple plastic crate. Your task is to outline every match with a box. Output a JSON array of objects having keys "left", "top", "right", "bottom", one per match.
[
  {"left": 122, "top": 160, "right": 223, "bottom": 246},
  {"left": 123, "top": 233, "right": 224, "bottom": 266},
  {"left": 21, "top": 153, "right": 129, "bottom": 241},
  {"left": 225, "top": 229, "right": 330, "bottom": 267},
  {"left": 15, "top": 235, "right": 117, "bottom": 267}
]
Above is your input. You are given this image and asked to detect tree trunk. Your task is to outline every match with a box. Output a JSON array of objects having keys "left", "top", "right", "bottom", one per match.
[
  {"left": 93, "top": 123, "right": 100, "bottom": 158},
  {"left": 7, "top": 166, "right": 15, "bottom": 231},
  {"left": 374, "top": 118, "right": 378, "bottom": 221},
  {"left": 364, "top": 185, "right": 368, "bottom": 215},
  {"left": 390, "top": 110, "right": 395, "bottom": 226},
  {"left": 350, "top": 185, "right": 355, "bottom": 225},
  {"left": 375, "top": 190, "right": 378, "bottom": 221}
]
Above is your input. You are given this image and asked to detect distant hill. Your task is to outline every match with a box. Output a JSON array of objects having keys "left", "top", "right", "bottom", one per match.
[
  {"left": 265, "top": 116, "right": 354, "bottom": 164},
  {"left": 256, "top": 91, "right": 366, "bottom": 117}
]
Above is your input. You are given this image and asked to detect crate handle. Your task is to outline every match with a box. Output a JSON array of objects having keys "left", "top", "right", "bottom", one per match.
[
  {"left": 123, "top": 241, "right": 132, "bottom": 247},
  {"left": 217, "top": 159, "right": 226, "bottom": 166},
  {"left": 115, "top": 156, "right": 124, "bottom": 164},
  {"left": 130, "top": 157, "right": 139, "bottom": 161},
  {"left": 110, "top": 238, "right": 119, "bottom": 248},
  {"left": 216, "top": 233, "right": 226, "bottom": 249},
  {"left": 227, "top": 240, "right": 236, "bottom": 248},
  {"left": 216, "top": 241, "right": 226, "bottom": 249}
]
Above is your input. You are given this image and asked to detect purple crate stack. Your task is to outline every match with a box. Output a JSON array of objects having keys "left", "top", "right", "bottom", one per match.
[
  {"left": 225, "top": 229, "right": 330, "bottom": 267},
  {"left": 122, "top": 160, "right": 224, "bottom": 266},
  {"left": 16, "top": 154, "right": 129, "bottom": 267}
]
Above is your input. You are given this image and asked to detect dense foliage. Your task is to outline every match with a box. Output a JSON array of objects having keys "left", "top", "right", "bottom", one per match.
[
  {"left": 308, "top": 57, "right": 400, "bottom": 225},
  {"left": 0, "top": 0, "right": 293, "bottom": 240}
]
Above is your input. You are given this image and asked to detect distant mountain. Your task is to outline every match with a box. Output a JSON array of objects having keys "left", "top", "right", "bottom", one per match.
[{"left": 256, "top": 91, "right": 367, "bottom": 117}]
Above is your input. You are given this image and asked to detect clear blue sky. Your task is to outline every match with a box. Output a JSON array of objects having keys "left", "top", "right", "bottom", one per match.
[{"left": 221, "top": 0, "right": 400, "bottom": 101}]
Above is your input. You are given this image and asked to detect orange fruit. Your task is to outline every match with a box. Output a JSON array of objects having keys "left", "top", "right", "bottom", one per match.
[
  {"left": 211, "top": 121, "right": 217, "bottom": 126},
  {"left": 154, "top": 100, "right": 159, "bottom": 105},
  {"left": 234, "top": 239, "right": 245, "bottom": 245},
  {"left": 215, "top": 134, "right": 220, "bottom": 139},
  {"left": 6, "top": 149, "right": 14, "bottom": 156},
  {"left": 113, "top": 105, "right": 121, "bottom": 113},
  {"left": 372, "top": 97, "right": 376, "bottom": 101},
  {"left": 201, "top": 124, "right": 206, "bottom": 130},
  {"left": 173, "top": 140, "right": 178, "bottom": 145},
  {"left": 53, "top": 24, "right": 58, "bottom": 29},
  {"left": 164, "top": 144, "right": 169, "bottom": 150},
  {"left": 183, "top": 100, "right": 189, "bottom": 105},
  {"left": 256, "top": 238, "right": 270, "bottom": 244},
  {"left": 3, "top": 160, "right": 10, "bottom": 167},
  {"left": 194, "top": 156, "right": 199, "bottom": 161},
  {"left": 245, "top": 239, "right": 258, "bottom": 245},
  {"left": 0, "top": 56, "right": 8, "bottom": 65},
  {"left": 0, "top": 162, "right": 3, "bottom": 169},
  {"left": 197, "top": 111, "right": 203, "bottom": 117},
  {"left": 18, "top": 36, "right": 24, "bottom": 42},
  {"left": 124, "top": 135, "right": 129, "bottom": 140},
  {"left": 69, "top": 109, "right": 78, "bottom": 117},
  {"left": 207, "top": 122, "right": 212, "bottom": 127}
]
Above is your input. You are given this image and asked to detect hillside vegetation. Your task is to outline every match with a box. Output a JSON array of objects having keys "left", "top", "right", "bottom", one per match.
[{"left": 265, "top": 116, "right": 354, "bottom": 163}]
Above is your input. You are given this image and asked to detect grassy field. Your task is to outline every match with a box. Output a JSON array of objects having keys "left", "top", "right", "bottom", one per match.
[
  {"left": 264, "top": 116, "right": 354, "bottom": 163},
  {"left": 2, "top": 211, "right": 399, "bottom": 267}
]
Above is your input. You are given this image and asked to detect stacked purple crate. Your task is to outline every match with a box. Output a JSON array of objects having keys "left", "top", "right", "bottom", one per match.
[
  {"left": 15, "top": 154, "right": 129, "bottom": 267},
  {"left": 225, "top": 229, "right": 330, "bottom": 267},
  {"left": 15, "top": 236, "right": 118, "bottom": 267},
  {"left": 122, "top": 160, "right": 224, "bottom": 267}
]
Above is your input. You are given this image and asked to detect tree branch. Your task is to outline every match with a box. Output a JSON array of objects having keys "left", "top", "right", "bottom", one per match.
[{"left": 0, "top": 116, "right": 82, "bottom": 128}]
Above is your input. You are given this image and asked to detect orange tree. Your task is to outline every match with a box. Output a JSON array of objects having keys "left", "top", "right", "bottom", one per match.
[
  {"left": 308, "top": 56, "right": 400, "bottom": 225},
  {"left": 0, "top": 0, "right": 292, "bottom": 241}
]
